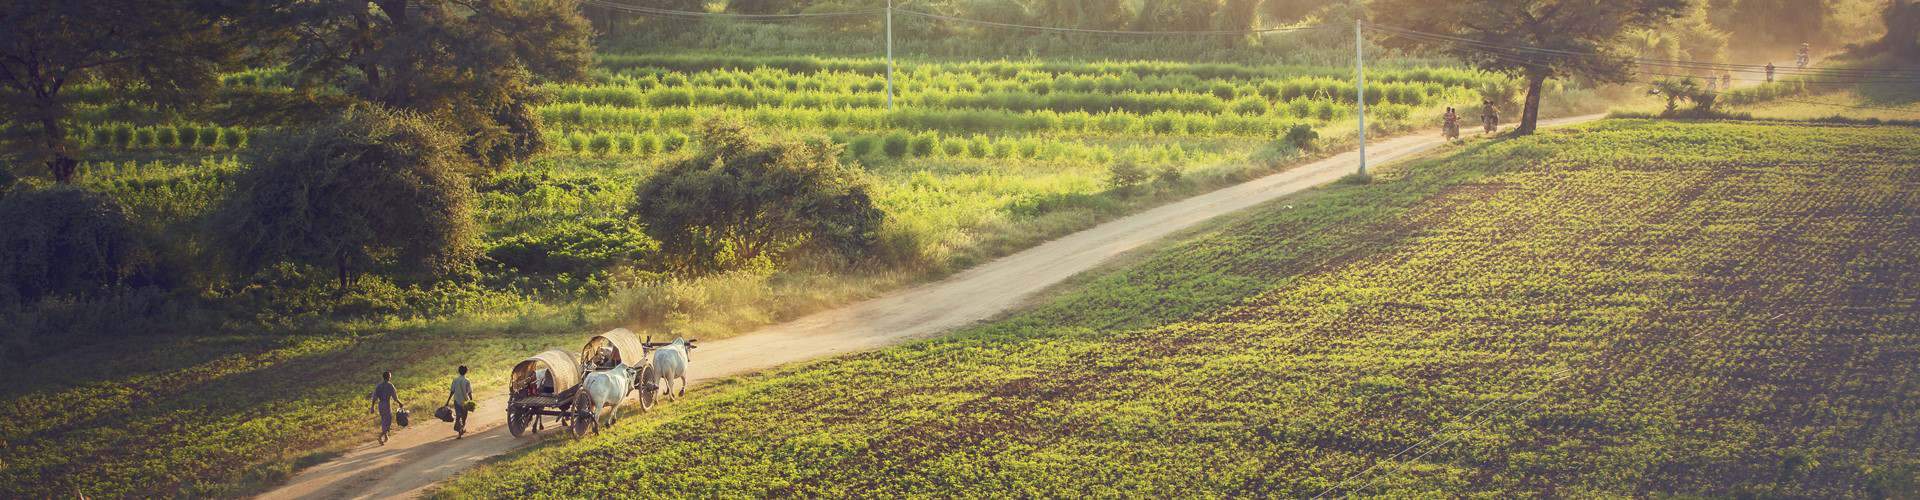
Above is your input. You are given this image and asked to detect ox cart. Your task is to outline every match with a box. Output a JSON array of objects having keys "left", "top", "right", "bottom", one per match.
[
  {"left": 579, "top": 328, "right": 668, "bottom": 413},
  {"left": 505, "top": 349, "right": 583, "bottom": 437}
]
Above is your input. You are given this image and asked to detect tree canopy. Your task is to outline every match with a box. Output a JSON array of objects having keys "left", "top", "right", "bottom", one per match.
[
  {"left": 630, "top": 120, "right": 885, "bottom": 272},
  {"left": 281, "top": 0, "right": 594, "bottom": 170},
  {"left": 217, "top": 106, "right": 478, "bottom": 293},
  {"left": 0, "top": 0, "right": 266, "bottom": 183},
  {"left": 1372, "top": 0, "right": 1691, "bottom": 134}
]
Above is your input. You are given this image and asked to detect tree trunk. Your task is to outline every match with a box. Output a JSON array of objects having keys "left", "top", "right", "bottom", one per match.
[
  {"left": 336, "top": 251, "right": 351, "bottom": 297},
  {"left": 1516, "top": 70, "right": 1548, "bottom": 135},
  {"left": 39, "top": 115, "right": 78, "bottom": 183}
]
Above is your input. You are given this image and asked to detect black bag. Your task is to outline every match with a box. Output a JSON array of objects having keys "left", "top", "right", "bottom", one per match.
[
  {"left": 435, "top": 405, "right": 455, "bottom": 422},
  {"left": 395, "top": 409, "right": 411, "bottom": 428}
]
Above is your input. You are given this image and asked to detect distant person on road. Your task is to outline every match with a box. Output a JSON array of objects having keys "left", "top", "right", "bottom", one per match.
[
  {"left": 448, "top": 365, "right": 474, "bottom": 438},
  {"left": 1766, "top": 62, "right": 1776, "bottom": 83},
  {"left": 1722, "top": 72, "right": 1732, "bottom": 90},
  {"left": 1481, "top": 100, "right": 1499, "bottom": 133},
  {"left": 1442, "top": 107, "right": 1460, "bottom": 140},
  {"left": 369, "top": 371, "right": 406, "bottom": 445},
  {"left": 1797, "top": 42, "right": 1811, "bottom": 68}
]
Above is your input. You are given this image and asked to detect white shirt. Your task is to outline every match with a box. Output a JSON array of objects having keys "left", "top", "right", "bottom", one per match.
[{"left": 450, "top": 375, "right": 473, "bottom": 405}]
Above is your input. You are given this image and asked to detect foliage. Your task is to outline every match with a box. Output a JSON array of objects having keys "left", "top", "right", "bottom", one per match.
[
  {"left": 0, "top": 0, "right": 269, "bottom": 183},
  {"left": 216, "top": 106, "right": 478, "bottom": 293},
  {"left": 279, "top": 0, "right": 594, "bottom": 170},
  {"left": 1283, "top": 123, "right": 1318, "bottom": 151},
  {"left": 630, "top": 120, "right": 884, "bottom": 271},
  {"left": 1105, "top": 159, "right": 1150, "bottom": 192},
  {"left": 0, "top": 187, "right": 164, "bottom": 304},
  {"left": 1372, "top": 0, "right": 1690, "bottom": 133}
]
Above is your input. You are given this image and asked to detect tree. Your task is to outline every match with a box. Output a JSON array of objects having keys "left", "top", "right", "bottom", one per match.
[
  {"left": 0, "top": 187, "right": 163, "bottom": 303},
  {"left": 1879, "top": 0, "right": 1920, "bottom": 58},
  {"left": 1373, "top": 0, "right": 1691, "bottom": 135},
  {"left": 0, "top": 1, "right": 264, "bottom": 183},
  {"left": 629, "top": 121, "right": 885, "bottom": 272},
  {"left": 1651, "top": 77, "right": 1703, "bottom": 111},
  {"left": 217, "top": 107, "right": 478, "bottom": 294},
  {"left": 280, "top": 0, "right": 594, "bottom": 170}
]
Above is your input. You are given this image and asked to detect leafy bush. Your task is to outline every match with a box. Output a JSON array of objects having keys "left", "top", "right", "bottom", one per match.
[
  {"left": 216, "top": 106, "right": 478, "bottom": 293},
  {"left": 0, "top": 187, "right": 165, "bottom": 304},
  {"left": 630, "top": 120, "right": 884, "bottom": 272},
  {"left": 1284, "top": 123, "right": 1319, "bottom": 151},
  {"left": 1107, "top": 160, "right": 1151, "bottom": 192}
]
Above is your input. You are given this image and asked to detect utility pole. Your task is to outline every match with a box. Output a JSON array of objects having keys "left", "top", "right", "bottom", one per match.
[
  {"left": 1354, "top": 18, "right": 1367, "bottom": 175},
  {"left": 885, "top": 0, "right": 895, "bottom": 110}
]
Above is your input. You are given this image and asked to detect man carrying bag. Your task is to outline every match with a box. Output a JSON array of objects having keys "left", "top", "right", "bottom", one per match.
[{"left": 441, "top": 365, "right": 475, "bottom": 438}]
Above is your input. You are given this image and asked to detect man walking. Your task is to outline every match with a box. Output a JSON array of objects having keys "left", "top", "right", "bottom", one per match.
[
  {"left": 369, "top": 371, "right": 406, "bottom": 445},
  {"left": 449, "top": 365, "right": 474, "bottom": 438}
]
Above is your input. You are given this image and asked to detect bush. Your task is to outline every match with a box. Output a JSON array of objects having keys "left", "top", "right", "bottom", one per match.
[
  {"left": 630, "top": 120, "right": 885, "bottom": 272},
  {"left": 1107, "top": 160, "right": 1151, "bottom": 192},
  {"left": 216, "top": 106, "right": 478, "bottom": 294},
  {"left": 0, "top": 187, "right": 165, "bottom": 304},
  {"left": 1284, "top": 124, "right": 1319, "bottom": 151}
]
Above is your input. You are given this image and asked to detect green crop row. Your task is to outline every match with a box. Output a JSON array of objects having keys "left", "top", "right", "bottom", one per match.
[
  {"left": 65, "top": 123, "right": 253, "bottom": 151},
  {"left": 594, "top": 52, "right": 1495, "bottom": 87},
  {"left": 552, "top": 81, "right": 1438, "bottom": 116},
  {"left": 595, "top": 64, "right": 1476, "bottom": 101},
  {"left": 539, "top": 102, "right": 1405, "bottom": 138}
]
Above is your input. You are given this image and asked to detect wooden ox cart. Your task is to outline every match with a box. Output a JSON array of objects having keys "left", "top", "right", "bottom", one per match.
[{"left": 505, "top": 349, "right": 583, "bottom": 437}]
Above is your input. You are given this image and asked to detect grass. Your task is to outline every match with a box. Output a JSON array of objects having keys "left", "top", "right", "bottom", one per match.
[{"left": 434, "top": 119, "right": 1920, "bottom": 498}]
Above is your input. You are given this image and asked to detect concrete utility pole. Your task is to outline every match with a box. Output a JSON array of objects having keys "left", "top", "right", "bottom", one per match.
[
  {"left": 885, "top": 0, "right": 895, "bottom": 109},
  {"left": 1354, "top": 19, "right": 1367, "bottom": 175}
]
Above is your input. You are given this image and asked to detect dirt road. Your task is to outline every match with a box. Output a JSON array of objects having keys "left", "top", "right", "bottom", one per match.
[{"left": 259, "top": 115, "right": 1604, "bottom": 500}]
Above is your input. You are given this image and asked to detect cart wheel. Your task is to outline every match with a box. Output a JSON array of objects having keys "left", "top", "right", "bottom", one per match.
[
  {"left": 637, "top": 367, "right": 658, "bottom": 411},
  {"left": 507, "top": 411, "right": 531, "bottom": 438},
  {"left": 570, "top": 413, "right": 596, "bottom": 438}
]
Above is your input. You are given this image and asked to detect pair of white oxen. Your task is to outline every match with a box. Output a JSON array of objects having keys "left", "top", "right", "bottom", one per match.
[{"left": 574, "top": 337, "right": 694, "bottom": 434}]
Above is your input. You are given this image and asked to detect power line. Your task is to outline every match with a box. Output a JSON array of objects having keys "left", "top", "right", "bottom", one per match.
[
  {"left": 583, "top": 0, "right": 882, "bottom": 19},
  {"left": 894, "top": 9, "right": 1337, "bottom": 36}
]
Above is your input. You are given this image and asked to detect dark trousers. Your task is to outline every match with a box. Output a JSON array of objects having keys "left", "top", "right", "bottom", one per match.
[{"left": 453, "top": 404, "right": 469, "bottom": 433}]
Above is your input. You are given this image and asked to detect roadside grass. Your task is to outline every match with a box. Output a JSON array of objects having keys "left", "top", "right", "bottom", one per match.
[{"left": 436, "top": 120, "right": 1920, "bottom": 498}]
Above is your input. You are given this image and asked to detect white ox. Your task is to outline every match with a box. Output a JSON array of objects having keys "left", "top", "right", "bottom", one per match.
[
  {"left": 574, "top": 363, "right": 638, "bottom": 435},
  {"left": 651, "top": 338, "right": 696, "bottom": 400}
]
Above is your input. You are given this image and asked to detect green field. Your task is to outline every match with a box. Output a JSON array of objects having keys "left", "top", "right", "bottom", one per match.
[
  {"left": 436, "top": 119, "right": 1920, "bottom": 497},
  {"left": 0, "top": 51, "right": 1578, "bottom": 497}
]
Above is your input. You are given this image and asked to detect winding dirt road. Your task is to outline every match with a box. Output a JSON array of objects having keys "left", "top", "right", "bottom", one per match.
[{"left": 259, "top": 115, "right": 1603, "bottom": 500}]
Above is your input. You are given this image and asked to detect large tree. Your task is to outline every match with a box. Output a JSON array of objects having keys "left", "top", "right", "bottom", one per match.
[
  {"left": 1372, "top": 0, "right": 1691, "bottom": 134},
  {"left": 281, "top": 0, "right": 594, "bottom": 170},
  {"left": 217, "top": 106, "right": 478, "bottom": 294},
  {"left": 0, "top": 1, "right": 262, "bottom": 183}
]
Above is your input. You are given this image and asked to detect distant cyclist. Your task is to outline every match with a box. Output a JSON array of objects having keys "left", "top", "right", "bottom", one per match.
[
  {"left": 1765, "top": 62, "right": 1776, "bottom": 83},
  {"left": 1796, "top": 42, "right": 1811, "bottom": 68}
]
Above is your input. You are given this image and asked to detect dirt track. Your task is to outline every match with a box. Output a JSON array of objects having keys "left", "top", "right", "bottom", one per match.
[{"left": 258, "top": 115, "right": 1603, "bottom": 500}]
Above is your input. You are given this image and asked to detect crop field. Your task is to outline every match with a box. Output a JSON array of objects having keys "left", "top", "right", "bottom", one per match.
[
  {"left": 437, "top": 120, "right": 1920, "bottom": 497},
  {"left": 1, "top": 51, "right": 1554, "bottom": 498},
  {"left": 51, "top": 53, "right": 1534, "bottom": 278}
]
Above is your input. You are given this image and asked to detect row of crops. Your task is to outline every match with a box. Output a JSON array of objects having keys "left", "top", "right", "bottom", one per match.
[{"left": 549, "top": 128, "right": 1218, "bottom": 164}]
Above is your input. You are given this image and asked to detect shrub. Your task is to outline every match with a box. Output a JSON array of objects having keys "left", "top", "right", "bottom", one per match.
[
  {"left": 881, "top": 131, "right": 910, "bottom": 158},
  {"left": 1107, "top": 160, "right": 1150, "bottom": 192},
  {"left": 629, "top": 120, "right": 885, "bottom": 272},
  {"left": 0, "top": 187, "right": 165, "bottom": 304},
  {"left": 216, "top": 106, "right": 478, "bottom": 293},
  {"left": 1284, "top": 124, "right": 1319, "bottom": 152}
]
